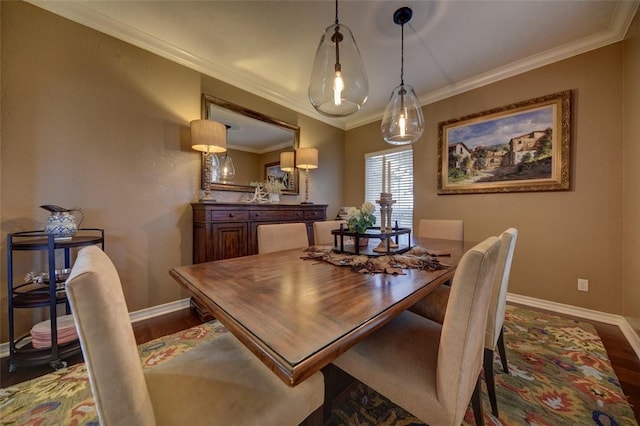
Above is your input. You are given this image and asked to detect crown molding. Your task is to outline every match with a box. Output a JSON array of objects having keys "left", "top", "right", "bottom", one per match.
[
  {"left": 346, "top": 0, "right": 640, "bottom": 130},
  {"left": 25, "top": 0, "right": 343, "bottom": 130},
  {"left": 26, "top": 0, "right": 639, "bottom": 133}
]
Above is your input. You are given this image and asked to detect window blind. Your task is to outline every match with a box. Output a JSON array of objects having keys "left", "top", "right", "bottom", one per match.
[{"left": 364, "top": 146, "right": 413, "bottom": 230}]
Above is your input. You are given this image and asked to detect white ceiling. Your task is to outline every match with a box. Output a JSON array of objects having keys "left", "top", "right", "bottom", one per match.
[{"left": 28, "top": 0, "right": 639, "bottom": 130}]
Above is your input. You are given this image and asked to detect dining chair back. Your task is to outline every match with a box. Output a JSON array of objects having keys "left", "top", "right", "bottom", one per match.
[
  {"left": 332, "top": 236, "right": 501, "bottom": 425},
  {"left": 257, "top": 222, "right": 309, "bottom": 254},
  {"left": 408, "top": 227, "right": 518, "bottom": 417},
  {"left": 66, "top": 246, "right": 324, "bottom": 426},
  {"left": 418, "top": 219, "right": 464, "bottom": 240},
  {"left": 482, "top": 227, "right": 518, "bottom": 415},
  {"left": 312, "top": 220, "right": 346, "bottom": 245}
]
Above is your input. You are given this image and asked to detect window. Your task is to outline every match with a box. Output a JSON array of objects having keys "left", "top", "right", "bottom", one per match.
[{"left": 364, "top": 146, "right": 413, "bottom": 230}]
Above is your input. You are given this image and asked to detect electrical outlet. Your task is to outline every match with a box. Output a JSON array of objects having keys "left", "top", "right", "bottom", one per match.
[{"left": 577, "top": 278, "right": 589, "bottom": 292}]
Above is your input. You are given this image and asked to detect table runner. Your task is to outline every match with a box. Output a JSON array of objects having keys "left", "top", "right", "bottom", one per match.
[{"left": 302, "top": 245, "right": 450, "bottom": 275}]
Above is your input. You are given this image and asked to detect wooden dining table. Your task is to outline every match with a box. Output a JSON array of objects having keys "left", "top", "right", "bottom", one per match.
[{"left": 169, "top": 237, "right": 475, "bottom": 387}]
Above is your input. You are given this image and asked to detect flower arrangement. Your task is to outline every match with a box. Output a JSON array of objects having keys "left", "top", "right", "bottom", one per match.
[{"left": 347, "top": 202, "right": 377, "bottom": 234}]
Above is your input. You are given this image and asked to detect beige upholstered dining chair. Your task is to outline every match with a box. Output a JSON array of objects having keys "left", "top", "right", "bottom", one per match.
[
  {"left": 65, "top": 246, "right": 324, "bottom": 426},
  {"left": 409, "top": 228, "right": 518, "bottom": 417},
  {"left": 418, "top": 219, "right": 464, "bottom": 240},
  {"left": 312, "top": 220, "right": 346, "bottom": 245},
  {"left": 333, "top": 236, "right": 502, "bottom": 426},
  {"left": 257, "top": 222, "right": 309, "bottom": 254}
]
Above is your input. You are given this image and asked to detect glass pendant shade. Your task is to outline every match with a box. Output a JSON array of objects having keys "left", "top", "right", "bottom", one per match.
[
  {"left": 308, "top": 23, "right": 368, "bottom": 117},
  {"left": 207, "top": 152, "right": 221, "bottom": 183},
  {"left": 219, "top": 154, "right": 235, "bottom": 183},
  {"left": 381, "top": 84, "right": 424, "bottom": 145}
]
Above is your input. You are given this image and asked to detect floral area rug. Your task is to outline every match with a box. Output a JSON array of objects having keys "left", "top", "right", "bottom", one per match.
[
  {"left": 326, "top": 305, "right": 638, "bottom": 426},
  {"left": 0, "top": 322, "right": 229, "bottom": 425},
  {"left": 1, "top": 306, "right": 637, "bottom": 425}
]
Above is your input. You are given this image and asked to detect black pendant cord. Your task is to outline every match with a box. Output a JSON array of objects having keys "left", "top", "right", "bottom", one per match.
[
  {"left": 333, "top": 0, "right": 342, "bottom": 72},
  {"left": 400, "top": 22, "right": 405, "bottom": 86},
  {"left": 393, "top": 7, "right": 413, "bottom": 88}
]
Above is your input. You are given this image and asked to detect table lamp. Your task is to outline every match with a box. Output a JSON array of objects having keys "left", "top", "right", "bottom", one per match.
[
  {"left": 280, "top": 151, "right": 295, "bottom": 172},
  {"left": 296, "top": 148, "right": 318, "bottom": 204},
  {"left": 191, "top": 119, "right": 227, "bottom": 201}
]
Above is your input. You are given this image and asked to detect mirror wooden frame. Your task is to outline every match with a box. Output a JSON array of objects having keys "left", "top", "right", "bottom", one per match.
[{"left": 202, "top": 94, "right": 300, "bottom": 194}]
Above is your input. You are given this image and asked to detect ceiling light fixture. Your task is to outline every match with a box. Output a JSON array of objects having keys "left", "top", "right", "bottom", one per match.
[
  {"left": 381, "top": 7, "right": 424, "bottom": 145},
  {"left": 308, "top": 0, "right": 368, "bottom": 117}
]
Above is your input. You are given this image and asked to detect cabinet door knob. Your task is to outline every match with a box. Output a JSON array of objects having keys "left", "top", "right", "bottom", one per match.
[
  {"left": 255, "top": 213, "right": 260, "bottom": 217},
  {"left": 296, "top": 212, "right": 301, "bottom": 216},
  {"left": 229, "top": 213, "right": 234, "bottom": 218}
]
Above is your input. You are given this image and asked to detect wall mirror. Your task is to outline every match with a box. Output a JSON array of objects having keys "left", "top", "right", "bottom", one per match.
[{"left": 202, "top": 94, "right": 300, "bottom": 194}]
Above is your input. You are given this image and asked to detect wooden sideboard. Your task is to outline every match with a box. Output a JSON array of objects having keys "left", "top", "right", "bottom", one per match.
[{"left": 192, "top": 202, "right": 328, "bottom": 263}]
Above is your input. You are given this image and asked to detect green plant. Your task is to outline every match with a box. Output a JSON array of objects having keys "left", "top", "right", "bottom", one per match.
[{"left": 347, "top": 202, "right": 376, "bottom": 234}]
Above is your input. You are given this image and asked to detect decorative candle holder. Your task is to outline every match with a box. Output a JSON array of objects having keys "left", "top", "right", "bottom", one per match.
[{"left": 375, "top": 192, "right": 398, "bottom": 251}]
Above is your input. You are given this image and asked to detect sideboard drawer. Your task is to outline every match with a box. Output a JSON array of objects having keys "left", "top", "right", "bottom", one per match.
[
  {"left": 210, "top": 210, "right": 249, "bottom": 222},
  {"left": 249, "top": 209, "right": 304, "bottom": 221},
  {"left": 304, "top": 209, "right": 324, "bottom": 219}
]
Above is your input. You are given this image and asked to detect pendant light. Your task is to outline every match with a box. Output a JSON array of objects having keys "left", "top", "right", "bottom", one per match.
[
  {"left": 308, "top": 0, "right": 368, "bottom": 117},
  {"left": 219, "top": 153, "right": 235, "bottom": 183},
  {"left": 381, "top": 7, "right": 424, "bottom": 145},
  {"left": 219, "top": 124, "right": 235, "bottom": 183}
]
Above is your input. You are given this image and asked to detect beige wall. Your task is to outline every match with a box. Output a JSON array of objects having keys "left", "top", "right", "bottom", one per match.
[
  {"left": 346, "top": 44, "right": 626, "bottom": 316},
  {"left": 623, "top": 13, "right": 640, "bottom": 334},
  {"left": 0, "top": 2, "right": 342, "bottom": 341},
  {"left": 0, "top": 1, "right": 635, "bottom": 344}
]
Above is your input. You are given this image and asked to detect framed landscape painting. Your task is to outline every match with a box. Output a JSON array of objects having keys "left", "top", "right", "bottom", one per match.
[
  {"left": 438, "top": 90, "right": 571, "bottom": 194},
  {"left": 264, "top": 161, "right": 296, "bottom": 191}
]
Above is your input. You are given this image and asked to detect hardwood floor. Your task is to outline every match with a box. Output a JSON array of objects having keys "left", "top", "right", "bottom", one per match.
[{"left": 2, "top": 304, "right": 639, "bottom": 422}]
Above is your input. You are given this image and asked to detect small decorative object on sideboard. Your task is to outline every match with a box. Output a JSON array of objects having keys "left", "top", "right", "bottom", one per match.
[
  {"left": 246, "top": 177, "right": 284, "bottom": 203},
  {"left": 41, "top": 205, "right": 84, "bottom": 240},
  {"left": 264, "top": 176, "right": 284, "bottom": 203}
]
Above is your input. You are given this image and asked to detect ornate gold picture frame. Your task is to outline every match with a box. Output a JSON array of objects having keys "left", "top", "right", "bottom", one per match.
[{"left": 438, "top": 90, "right": 571, "bottom": 194}]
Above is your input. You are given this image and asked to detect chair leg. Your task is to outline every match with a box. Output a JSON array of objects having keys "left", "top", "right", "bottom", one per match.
[
  {"left": 497, "top": 326, "right": 509, "bottom": 374},
  {"left": 484, "top": 348, "right": 498, "bottom": 417},
  {"left": 471, "top": 375, "right": 484, "bottom": 426}
]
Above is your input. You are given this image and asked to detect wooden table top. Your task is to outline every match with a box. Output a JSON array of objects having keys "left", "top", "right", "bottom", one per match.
[{"left": 169, "top": 237, "right": 474, "bottom": 386}]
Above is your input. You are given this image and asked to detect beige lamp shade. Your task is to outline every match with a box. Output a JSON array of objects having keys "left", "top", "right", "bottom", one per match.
[
  {"left": 280, "top": 151, "right": 295, "bottom": 172},
  {"left": 296, "top": 148, "right": 318, "bottom": 170},
  {"left": 190, "top": 119, "right": 227, "bottom": 153}
]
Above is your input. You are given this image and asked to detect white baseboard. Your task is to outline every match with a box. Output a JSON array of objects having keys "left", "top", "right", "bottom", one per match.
[
  {"left": 507, "top": 293, "right": 640, "bottom": 359},
  {"left": 0, "top": 298, "right": 191, "bottom": 359},
  {"left": 3, "top": 295, "right": 639, "bottom": 363}
]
